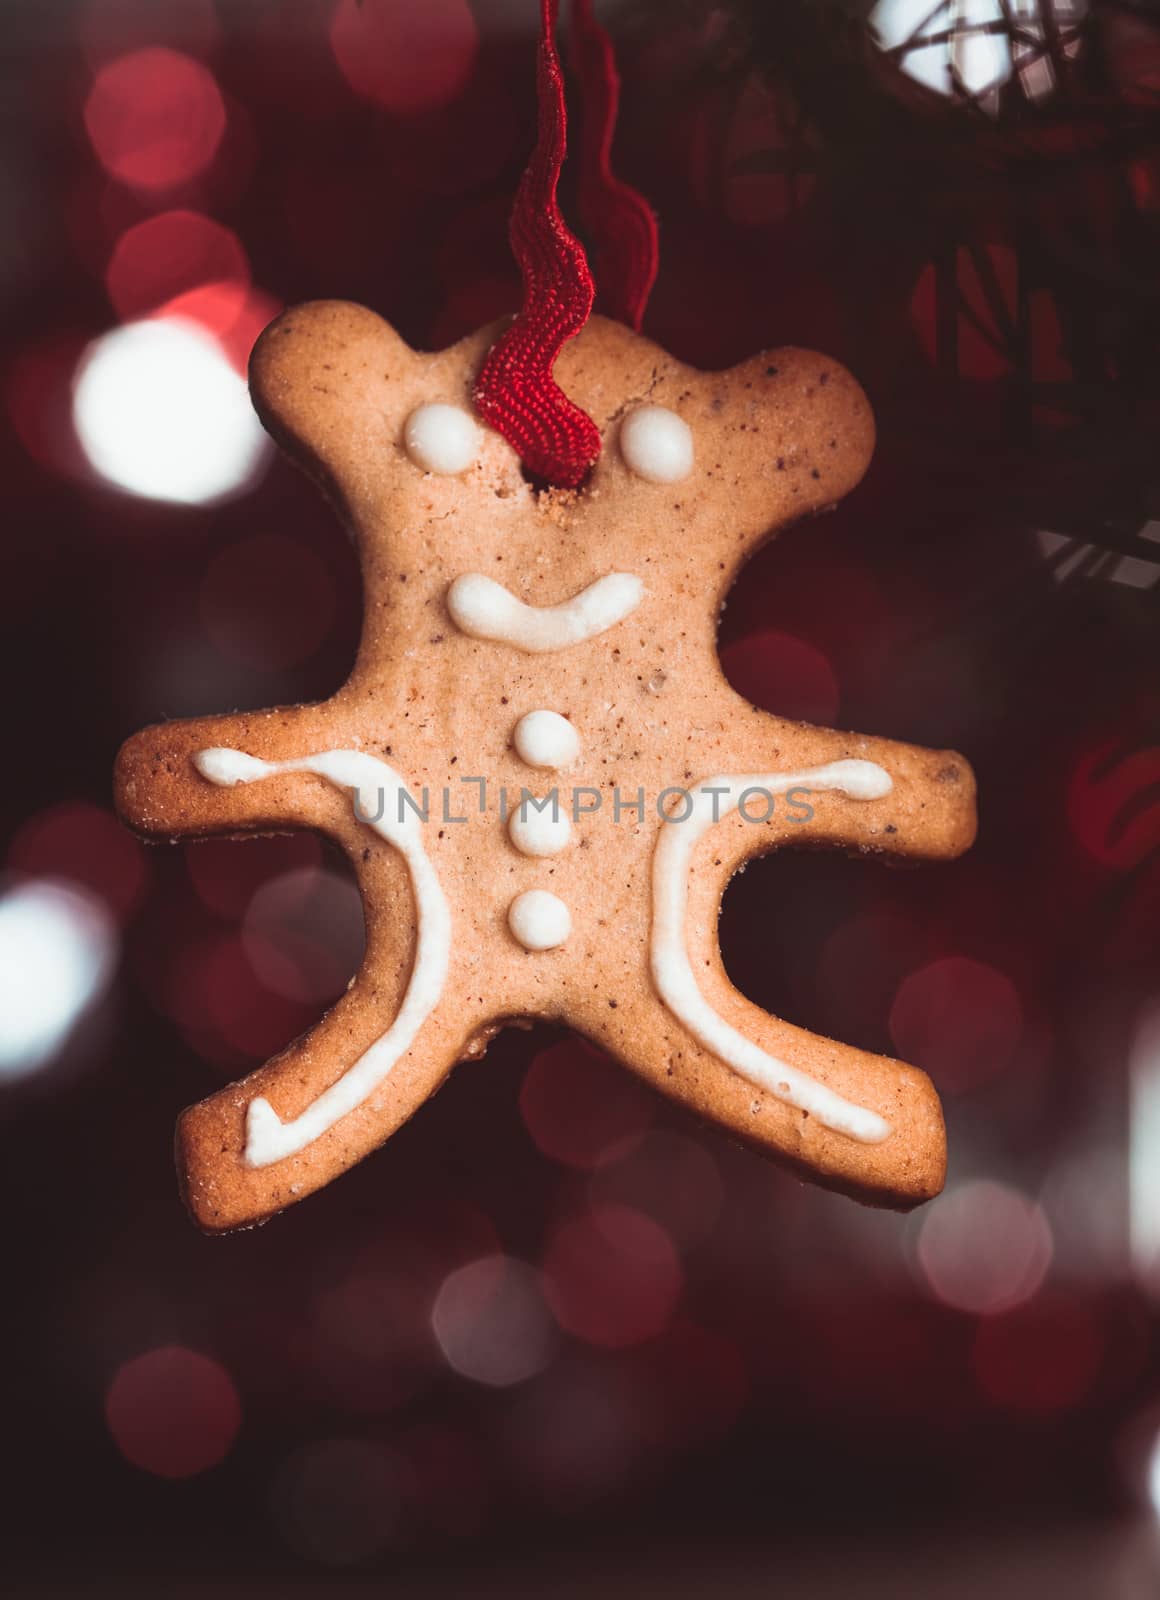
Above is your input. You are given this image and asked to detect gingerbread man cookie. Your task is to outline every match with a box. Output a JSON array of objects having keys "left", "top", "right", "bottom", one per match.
[{"left": 115, "top": 301, "right": 976, "bottom": 1231}]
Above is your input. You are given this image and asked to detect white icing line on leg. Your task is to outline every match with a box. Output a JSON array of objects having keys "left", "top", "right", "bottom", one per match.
[
  {"left": 649, "top": 758, "right": 894, "bottom": 1144},
  {"left": 193, "top": 746, "right": 451, "bottom": 1167},
  {"left": 446, "top": 572, "right": 643, "bottom": 652}
]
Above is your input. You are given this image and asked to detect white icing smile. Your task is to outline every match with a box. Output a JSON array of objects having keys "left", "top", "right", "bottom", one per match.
[
  {"left": 650, "top": 759, "right": 894, "bottom": 1145},
  {"left": 193, "top": 746, "right": 451, "bottom": 1168},
  {"left": 446, "top": 572, "right": 642, "bottom": 653}
]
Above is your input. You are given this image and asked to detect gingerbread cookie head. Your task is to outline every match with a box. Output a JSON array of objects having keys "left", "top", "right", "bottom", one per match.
[{"left": 115, "top": 301, "right": 975, "bottom": 1232}]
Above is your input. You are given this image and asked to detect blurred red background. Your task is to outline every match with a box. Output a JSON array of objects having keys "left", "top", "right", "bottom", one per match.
[{"left": 1, "top": 0, "right": 1159, "bottom": 1590}]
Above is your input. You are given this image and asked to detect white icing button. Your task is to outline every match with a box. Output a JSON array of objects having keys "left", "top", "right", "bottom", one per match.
[
  {"left": 508, "top": 889, "right": 571, "bottom": 951},
  {"left": 403, "top": 403, "right": 481, "bottom": 475},
  {"left": 619, "top": 404, "right": 694, "bottom": 484},
  {"left": 513, "top": 709, "right": 580, "bottom": 770},
  {"left": 508, "top": 797, "right": 572, "bottom": 858}
]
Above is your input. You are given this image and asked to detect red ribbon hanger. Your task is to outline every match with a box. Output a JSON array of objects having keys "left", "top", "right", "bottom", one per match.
[{"left": 473, "top": 0, "right": 658, "bottom": 489}]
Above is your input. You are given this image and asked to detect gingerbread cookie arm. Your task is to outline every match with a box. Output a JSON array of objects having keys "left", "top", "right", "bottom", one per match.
[
  {"left": 177, "top": 970, "right": 474, "bottom": 1233},
  {"left": 114, "top": 703, "right": 351, "bottom": 841}
]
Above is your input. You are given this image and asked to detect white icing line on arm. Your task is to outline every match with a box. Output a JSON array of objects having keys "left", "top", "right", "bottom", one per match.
[
  {"left": 193, "top": 746, "right": 451, "bottom": 1168},
  {"left": 649, "top": 758, "right": 894, "bottom": 1145},
  {"left": 446, "top": 572, "right": 643, "bottom": 653}
]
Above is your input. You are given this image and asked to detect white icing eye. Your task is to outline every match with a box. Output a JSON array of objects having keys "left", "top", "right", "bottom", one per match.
[
  {"left": 403, "top": 403, "right": 481, "bottom": 475},
  {"left": 619, "top": 404, "right": 694, "bottom": 484},
  {"left": 508, "top": 890, "right": 571, "bottom": 951},
  {"left": 513, "top": 710, "right": 580, "bottom": 770}
]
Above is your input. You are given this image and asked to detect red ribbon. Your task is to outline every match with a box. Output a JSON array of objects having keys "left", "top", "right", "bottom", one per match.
[
  {"left": 571, "top": 0, "right": 658, "bottom": 332},
  {"left": 473, "top": 0, "right": 601, "bottom": 489}
]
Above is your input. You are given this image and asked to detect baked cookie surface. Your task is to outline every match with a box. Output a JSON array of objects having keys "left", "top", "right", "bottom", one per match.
[{"left": 115, "top": 302, "right": 976, "bottom": 1231}]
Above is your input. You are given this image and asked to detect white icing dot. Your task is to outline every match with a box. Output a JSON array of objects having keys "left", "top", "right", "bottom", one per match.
[
  {"left": 509, "top": 798, "right": 572, "bottom": 858},
  {"left": 513, "top": 710, "right": 580, "bottom": 770},
  {"left": 403, "top": 403, "right": 481, "bottom": 475},
  {"left": 619, "top": 404, "right": 694, "bottom": 484},
  {"left": 508, "top": 890, "right": 571, "bottom": 951}
]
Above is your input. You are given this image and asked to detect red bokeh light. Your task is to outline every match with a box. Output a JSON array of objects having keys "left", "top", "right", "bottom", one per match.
[
  {"left": 719, "top": 629, "right": 840, "bottom": 726},
  {"left": 519, "top": 1039, "right": 654, "bottom": 1171},
  {"left": 185, "top": 832, "right": 323, "bottom": 920},
  {"left": 105, "top": 1345, "right": 241, "bottom": 1478},
  {"left": 7, "top": 802, "right": 148, "bottom": 923},
  {"left": 199, "top": 534, "right": 337, "bottom": 671},
  {"left": 889, "top": 955, "right": 1023, "bottom": 1095},
  {"left": 972, "top": 1292, "right": 1105, "bottom": 1415},
  {"left": 84, "top": 49, "right": 227, "bottom": 193},
  {"left": 330, "top": 0, "right": 479, "bottom": 116},
  {"left": 163, "top": 930, "right": 316, "bottom": 1066},
  {"left": 105, "top": 210, "right": 248, "bottom": 323},
  {"left": 159, "top": 284, "right": 281, "bottom": 375},
  {"left": 542, "top": 1205, "right": 683, "bottom": 1348}
]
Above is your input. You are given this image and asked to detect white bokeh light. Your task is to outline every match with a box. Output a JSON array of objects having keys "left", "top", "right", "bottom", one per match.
[
  {"left": 432, "top": 1254, "right": 556, "bottom": 1388},
  {"left": 72, "top": 317, "right": 269, "bottom": 505},
  {"left": 0, "top": 879, "right": 117, "bottom": 1079},
  {"left": 914, "top": 1178, "right": 1053, "bottom": 1314}
]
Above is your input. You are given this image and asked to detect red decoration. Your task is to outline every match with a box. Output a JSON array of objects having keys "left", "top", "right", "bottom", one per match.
[
  {"left": 570, "top": 0, "right": 658, "bottom": 331},
  {"left": 473, "top": 0, "right": 601, "bottom": 488}
]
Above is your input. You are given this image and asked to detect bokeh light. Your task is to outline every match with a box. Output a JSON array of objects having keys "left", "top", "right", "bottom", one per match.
[
  {"left": 84, "top": 49, "right": 226, "bottom": 193},
  {"left": 270, "top": 1438, "right": 403, "bottom": 1567},
  {"left": 72, "top": 317, "right": 270, "bottom": 504},
  {"left": 519, "top": 1039, "right": 654, "bottom": 1170},
  {"left": 0, "top": 879, "right": 117, "bottom": 1080},
  {"left": 242, "top": 865, "right": 364, "bottom": 1005},
  {"left": 105, "top": 210, "right": 249, "bottom": 324},
  {"left": 329, "top": 0, "right": 479, "bottom": 116},
  {"left": 915, "top": 1180, "right": 1053, "bottom": 1314},
  {"left": 889, "top": 955, "right": 1023, "bottom": 1095},
  {"left": 7, "top": 803, "right": 147, "bottom": 923},
  {"left": 161, "top": 929, "right": 314, "bottom": 1067},
  {"left": 542, "top": 1205, "right": 682, "bottom": 1348},
  {"left": 105, "top": 1346, "right": 240, "bottom": 1478},
  {"left": 431, "top": 1254, "right": 557, "bottom": 1387},
  {"left": 719, "top": 629, "right": 840, "bottom": 726}
]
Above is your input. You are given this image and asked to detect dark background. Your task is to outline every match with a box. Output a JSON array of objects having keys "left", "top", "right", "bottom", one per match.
[{"left": 2, "top": 0, "right": 1159, "bottom": 1590}]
